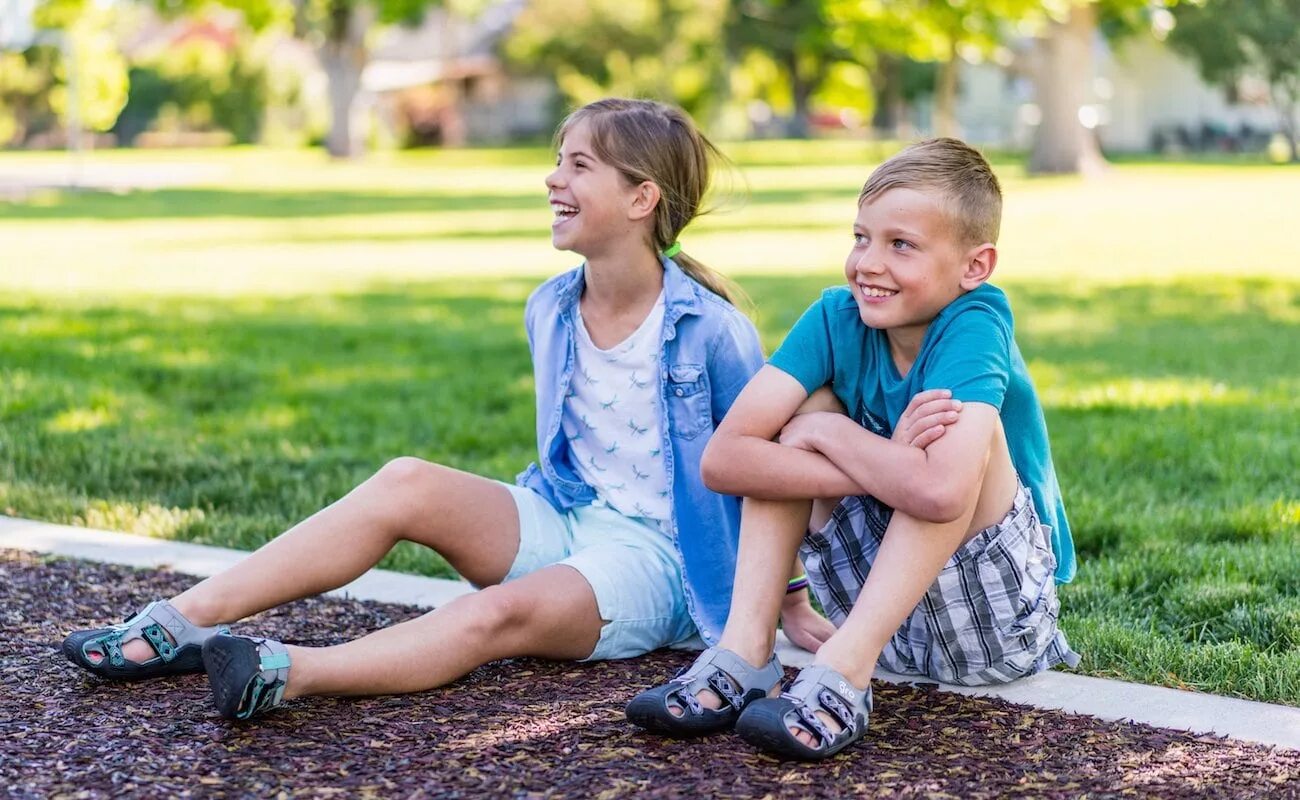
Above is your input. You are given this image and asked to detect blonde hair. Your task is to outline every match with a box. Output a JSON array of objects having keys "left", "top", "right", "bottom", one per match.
[
  {"left": 859, "top": 138, "right": 1002, "bottom": 246},
  {"left": 556, "top": 98, "right": 740, "bottom": 304}
]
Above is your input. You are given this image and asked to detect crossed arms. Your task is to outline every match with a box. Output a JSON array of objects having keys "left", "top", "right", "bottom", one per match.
[{"left": 700, "top": 365, "right": 999, "bottom": 524}]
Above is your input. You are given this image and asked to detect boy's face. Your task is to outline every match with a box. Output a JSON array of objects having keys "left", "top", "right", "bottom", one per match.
[{"left": 844, "top": 187, "right": 982, "bottom": 336}]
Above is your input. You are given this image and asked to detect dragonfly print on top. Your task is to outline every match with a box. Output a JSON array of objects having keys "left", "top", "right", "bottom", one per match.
[{"left": 562, "top": 293, "right": 672, "bottom": 522}]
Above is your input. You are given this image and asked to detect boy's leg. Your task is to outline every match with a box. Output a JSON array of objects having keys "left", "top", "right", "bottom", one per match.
[
  {"left": 284, "top": 563, "right": 604, "bottom": 697},
  {"left": 786, "top": 432, "right": 1014, "bottom": 745},
  {"left": 117, "top": 458, "right": 521, "bottom": 663}
]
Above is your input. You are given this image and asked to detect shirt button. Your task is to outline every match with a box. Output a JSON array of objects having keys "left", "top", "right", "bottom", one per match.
[
  {"left": 675, "top": 388, "right": 684, "bottom": 396},
  {"left": 701, "top": 629, "right": 712, "bottom": 638}
]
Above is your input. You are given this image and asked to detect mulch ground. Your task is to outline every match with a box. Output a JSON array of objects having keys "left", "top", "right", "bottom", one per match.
[{"left": 4, "top": 549, "right": 1298, "bottom": 799}]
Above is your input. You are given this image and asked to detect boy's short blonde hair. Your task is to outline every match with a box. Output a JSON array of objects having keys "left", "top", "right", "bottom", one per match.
[{"left": 859, "top": 138, "right": 1002, "bottom": 246}]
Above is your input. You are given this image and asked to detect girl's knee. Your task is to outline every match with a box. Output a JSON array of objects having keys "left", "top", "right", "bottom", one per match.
[
  {"left": 462, "top": 585, "right": 536, "bottom": 642},
  {"left": 375, "top": 456, "right": 440, "bottom": 489}
]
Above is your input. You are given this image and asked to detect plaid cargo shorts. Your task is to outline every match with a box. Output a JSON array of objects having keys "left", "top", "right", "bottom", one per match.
[{"left": 800, "top": 483, "right": 1080, "bottom": 686}]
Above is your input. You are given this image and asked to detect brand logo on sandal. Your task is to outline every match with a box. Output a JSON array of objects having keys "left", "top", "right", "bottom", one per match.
[{"left": 839, "top": 681, "right": 855, "bottom": 699}]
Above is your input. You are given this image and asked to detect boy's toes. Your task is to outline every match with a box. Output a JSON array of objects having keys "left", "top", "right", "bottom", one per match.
[{"left": 668, "top": 687, "right": 725, "bottom": 717}]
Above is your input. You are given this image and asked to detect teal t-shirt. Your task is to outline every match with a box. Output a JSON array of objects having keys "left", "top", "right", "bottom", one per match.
[{"left": 769, "top": 283, "right": 1075, "bottom": 583}]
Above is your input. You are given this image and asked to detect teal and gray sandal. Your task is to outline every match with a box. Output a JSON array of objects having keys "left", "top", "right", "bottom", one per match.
[
  {"left": 62, "top": 599, "right": 229, "bottom": 681},
  {"left": 625, "top": 646, "right": 783, "bottom": 737},
  {"left": 735, "top": 664, "right": 872, "bottom": 760},
  {"left": 203, "top": 634, "right": 292, "bottom": 721}
]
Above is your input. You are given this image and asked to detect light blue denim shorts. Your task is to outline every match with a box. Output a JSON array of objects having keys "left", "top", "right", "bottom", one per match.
[{"left": 496, "top": 483, "right": 698, "bottom": 661}]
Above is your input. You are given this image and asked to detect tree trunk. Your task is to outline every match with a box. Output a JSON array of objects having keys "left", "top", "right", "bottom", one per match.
[
  {"left": 1029, "top": 2, "right": 1105, "bottom": 176},
  {"left": 787, "top": 51, "right": 811, "bottom": 139},
  {"left": 320, "top": 2, "right": 374, "bottom": 159},
  {"left": 933, "top": 45, "right": 960, "bottom": 138},
  {"left": 1271, "top": 79, "right": 1299, "bottom": 163},
  {"left": 871, "top": 56, "right": 900, "bottom": 136}
]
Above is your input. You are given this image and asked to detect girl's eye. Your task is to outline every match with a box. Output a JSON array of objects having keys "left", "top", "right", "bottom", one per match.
[
  {"left": 892, "top": 239, "right": 913, "bottom": 250},
  {"left": 574, "top": 161, "right": 587, "bottom": 170}
]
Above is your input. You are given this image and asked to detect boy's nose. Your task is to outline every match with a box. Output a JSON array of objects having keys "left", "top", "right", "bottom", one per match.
[{"left": 851, "top": 249, "right": 884, "bottom": 275}]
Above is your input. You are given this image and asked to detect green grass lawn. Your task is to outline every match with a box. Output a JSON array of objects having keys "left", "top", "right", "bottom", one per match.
[{"left": 2, "top": 144, "right": 1297, "bottom": 705}]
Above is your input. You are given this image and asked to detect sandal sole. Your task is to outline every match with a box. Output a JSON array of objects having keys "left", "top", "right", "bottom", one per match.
[
  {"left": 736, "top": 701, "right": 851, "bottom": 761},
  {"left": 62, "top": 630, "right": 203, "bottom": 681},
  {"left": 625, "top": 692, "right": 736, "bottom": 738},
  {"left": 203, "top": 635, "right": 261, "bottom": 720}
]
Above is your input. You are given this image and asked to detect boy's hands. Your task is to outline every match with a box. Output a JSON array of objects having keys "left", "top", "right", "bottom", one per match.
[
  {"left": 892, "top": 389, "right": 962, "bottom": 449},
  {"left": 778, "top": 389, "right": 961, "bottom": 452},
  {"left": 780, "top": 591, "right": 837, "bottom": 653}
]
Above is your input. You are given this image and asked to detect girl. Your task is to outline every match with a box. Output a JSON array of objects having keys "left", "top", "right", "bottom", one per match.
[{"left": 61, "top": 98, "right": 831, "bottom": 721}]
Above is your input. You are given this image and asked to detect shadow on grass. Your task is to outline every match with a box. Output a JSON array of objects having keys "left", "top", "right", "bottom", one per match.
[
  {"left": 1, "top": 186, "right": 858, "bottom": 221},
  {"left": 3, "top": 275, "right": 1299, "bottom": 696}
]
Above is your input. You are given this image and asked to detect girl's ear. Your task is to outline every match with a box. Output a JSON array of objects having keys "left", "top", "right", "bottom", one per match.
[
  {"left": 628, "top": 181, "right": 661, "bottom": 222},
  {"left": 959, "top": 243, "right": 997, "bottom": 290}
]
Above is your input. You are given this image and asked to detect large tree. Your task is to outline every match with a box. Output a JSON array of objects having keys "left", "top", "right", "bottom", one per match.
[
  {"left": 170, "top": 0, "right": 446, "bottom": 158},
  {"left": 1025, "top": 1, "right": 1195, "bottom": 175},
  {"left": 1168, "top": 0, "right": 1300, "bottom": 162},
  {"left": 504, "top": 0, "right": 728, "bottom": 120},
  {"left": 726, "top": 0, "right": 847, "bottom": 137}
]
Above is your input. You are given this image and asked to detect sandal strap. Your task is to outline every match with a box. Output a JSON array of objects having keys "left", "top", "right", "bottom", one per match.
[
  {"left": 780, "top": 664, "right": 872, "bottom": 750},
  {"left": 669, "top": 647, "right": 783, "bottom": 712},
  {"left": 236, "top": 637, "right": 291, "bottom": 720},
  {"left": 91, "top": 600, "right": 229, "bottom": 667}
]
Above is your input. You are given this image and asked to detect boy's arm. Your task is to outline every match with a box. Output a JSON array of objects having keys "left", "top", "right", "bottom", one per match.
[
  {"left": 782, "top": 402, "right": 999, "bottom": 523},
  {"left": 700, "top": 366, "right": 872, "bottom": 499}
]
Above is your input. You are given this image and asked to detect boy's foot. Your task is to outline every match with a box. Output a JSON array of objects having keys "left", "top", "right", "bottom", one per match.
[
  {"left": 203, "top": 634, "right": 292, "bottom": 720},
  {"left": 625, "top": 646, "right": 783, "bottom": 737},
  {"left": 735, "top": 664, "right": 871, "bottom": 760},
  {"left": 62, "top": 599, "right": 228, "bottom": 681}
]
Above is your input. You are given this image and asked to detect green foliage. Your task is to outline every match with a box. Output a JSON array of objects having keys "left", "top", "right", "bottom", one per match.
[
  {"left": 0, "top": 47, "right": 58, "bottom": 145},
  {"left": 1169, "top": 0, "right": 1300, "bottom": 86},
  {"left": 1168, "top": 0, "right": 1300, "bottom": 159},
  {"left": 504, "top": 0, "right": 727, "bottom": 118}
]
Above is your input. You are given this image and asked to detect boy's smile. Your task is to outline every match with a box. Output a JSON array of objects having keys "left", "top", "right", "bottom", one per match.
[{"left": 845, "top": 186, "right": 989, "bottom": 362}]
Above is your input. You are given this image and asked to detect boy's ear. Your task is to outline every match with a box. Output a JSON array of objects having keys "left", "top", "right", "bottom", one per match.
[
  {"left": 628, "top": 181, "right": 661, "bottom": 221},
  {"left": 959, "top": 243, "right": 997, "bottom": 290}
]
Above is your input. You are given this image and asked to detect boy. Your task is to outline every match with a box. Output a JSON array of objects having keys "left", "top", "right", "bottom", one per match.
[{"left": 627, "top": 138, "right": 1078, "bottom": 760}]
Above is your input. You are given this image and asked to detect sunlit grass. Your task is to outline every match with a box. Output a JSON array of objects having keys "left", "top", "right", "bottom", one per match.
[{"left": 1, "top": 143, "right": 1297, "bottom": 704}]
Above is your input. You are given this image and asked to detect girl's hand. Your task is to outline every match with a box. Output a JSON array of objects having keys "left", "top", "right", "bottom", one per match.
[
  {"left": 779, "top": 592, "right": 836, "bottom": 653},
  {"left": 892, "top": 389, "right": 962, "bottom": 450}
]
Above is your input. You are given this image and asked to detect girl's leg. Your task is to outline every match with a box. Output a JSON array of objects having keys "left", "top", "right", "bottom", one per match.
[
  {"left": 283, "top": 563, "right": 604, "bottom": 697},
  {"left": 119, "top": 457, "right": 522, "bottom": 663}
]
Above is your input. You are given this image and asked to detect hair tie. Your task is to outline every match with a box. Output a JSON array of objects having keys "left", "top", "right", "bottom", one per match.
[{"left": 662, "top": 241, "right": 682, "bottom": 258}]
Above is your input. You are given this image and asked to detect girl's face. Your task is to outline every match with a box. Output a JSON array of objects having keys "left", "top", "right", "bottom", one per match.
[{"left": 545, "top": 119, "right": 644, "bottom": 257}]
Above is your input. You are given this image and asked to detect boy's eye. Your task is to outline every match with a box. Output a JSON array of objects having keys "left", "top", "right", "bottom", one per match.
[
  {"left": 892, "top": 239, "right": 913, "bottom": 250},
  {"left": 852, "top": 233, "right": 866, "bottom": 245}
]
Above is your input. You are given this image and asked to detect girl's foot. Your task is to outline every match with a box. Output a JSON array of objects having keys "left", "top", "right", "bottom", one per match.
[
  {"left": 625, "top": 646, "right": 783, "bottom": 737},
  {"left": 62, "top": 600, "right": 228, "bottom": 681},
  {"left": 203, "top": 634, "right": 292, "bottom": 720}
]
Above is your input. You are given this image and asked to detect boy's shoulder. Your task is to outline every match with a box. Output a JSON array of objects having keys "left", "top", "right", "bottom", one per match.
[{"left": 932, "top": 284, "right": 1014, "bottom": 338}]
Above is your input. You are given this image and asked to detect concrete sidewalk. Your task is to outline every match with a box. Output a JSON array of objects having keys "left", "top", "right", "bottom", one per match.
[{"left": 4, "top": 514, "right": 1298, "bottom": 752}]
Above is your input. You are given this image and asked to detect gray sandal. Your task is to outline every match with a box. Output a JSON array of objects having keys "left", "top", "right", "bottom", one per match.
[
  {"left": 63, "top": 599, "right": 229, "bottom": 681},
  {"left": 735, "top": 664, "right": 872, "bottom": 760},
  {"left": 625, "top": 646, "right": 783, "bottom": 737},
  {"left": 203, "top": 634, "right": 292, "bottom": 721}
]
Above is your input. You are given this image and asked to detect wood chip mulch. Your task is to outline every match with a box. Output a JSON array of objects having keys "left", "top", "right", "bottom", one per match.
[{"left": 4, "top": 548, "right": 1298, "bottom": 799}]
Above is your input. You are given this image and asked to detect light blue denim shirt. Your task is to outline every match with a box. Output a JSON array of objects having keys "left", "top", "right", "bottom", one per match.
[{"left": 517, "top": 256, "right": 765, "bottom": 644}]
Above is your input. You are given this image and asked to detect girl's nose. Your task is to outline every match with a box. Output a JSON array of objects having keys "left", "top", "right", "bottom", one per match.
[{"left": 545, "top": 168, "right": 563, "bottom": 190}]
